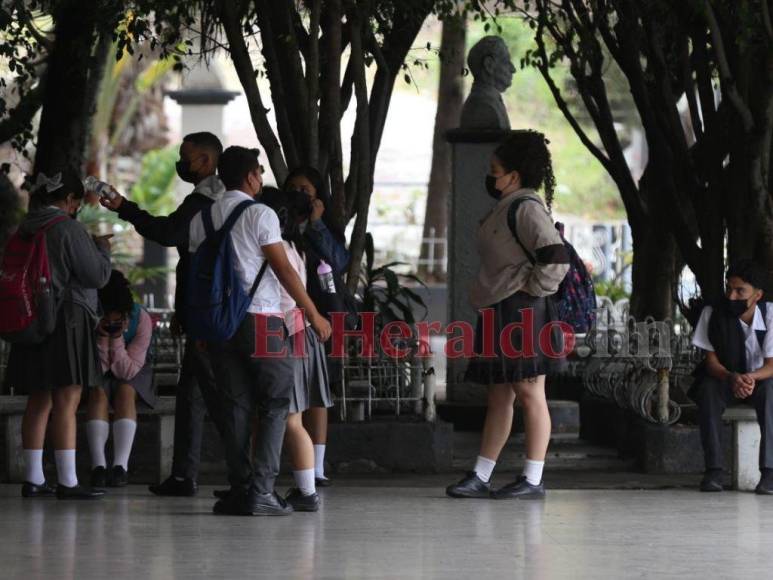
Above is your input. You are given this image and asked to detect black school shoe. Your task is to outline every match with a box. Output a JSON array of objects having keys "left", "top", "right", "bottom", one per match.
[
  {"left": 315, "top": 477, "right": 332, "bottom": 488},
  {"left": 109, "top": 466, "right": 129, "bottom": 488},
  {"left": 285, "top": 488, "right": 320, "bottom": 512},
  {"left": 149, "top": 475, "right": 198, "bottom": 497},
  {"left": 491, "top": 476, "right": 546, "bottom": 500},
  {"left": 755, "top": 469, "right": 773, "bottom": 495},
  {"left": 90, "top": 466, "right": 108, "bottom": 489},
  {"left": 56, "top": 484, "right": 105, "bottom": 500},
  {"left": 445, "top": 472, "right": 491, "bottom": 499},
  {"left": 700, "top": 469, "right": 724, "bottom": 492},
  {"left": 21, "top": 481, "right": 56, "bottom": 498},
  {"left": 213, "top": 488, "right": 293, "bottom": 516}
]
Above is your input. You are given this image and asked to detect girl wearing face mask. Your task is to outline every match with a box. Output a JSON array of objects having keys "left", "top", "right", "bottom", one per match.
[
  {"left": 6, "top": 169, "right": 112, "bottom": 499},
  {"left": 283, "top": 167, "right": 352, "bottom": 487},
  {"left": 446, "top": 130, "right": 570, "bottom": 501},
  {"left": 87, "top": 270, "right": 155, "bottom": 489}
]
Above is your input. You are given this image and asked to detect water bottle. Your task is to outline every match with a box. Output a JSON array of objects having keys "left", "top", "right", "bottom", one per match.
[
  {"left": 317, "top": 260, "right": 336, "bottom": 294},
  {"left": 83, "top": 176, "right": 117, "bottom": 200}
]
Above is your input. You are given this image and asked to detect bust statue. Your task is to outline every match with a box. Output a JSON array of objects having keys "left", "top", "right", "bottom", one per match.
[{"left": 460, "top": 36, "right": 515, "bottom": 130}]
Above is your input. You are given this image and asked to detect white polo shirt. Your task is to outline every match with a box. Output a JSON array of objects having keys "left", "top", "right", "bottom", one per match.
[
  {"left": 189, "top": 189, "right": 283, "bottom": 314},
  {"left": 692, "top": 303, "right": 773, "bottom": 372}
]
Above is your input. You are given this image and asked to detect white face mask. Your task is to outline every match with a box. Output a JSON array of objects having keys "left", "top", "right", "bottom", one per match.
[{"left": 299, "top": 220, "right": 309, "bottom": 234}]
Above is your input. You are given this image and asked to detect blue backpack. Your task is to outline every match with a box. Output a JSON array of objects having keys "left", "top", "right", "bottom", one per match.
[
  {"left": 507, "top": 197, "right": 597, "bottom": 334},
  {"left": 186, "top": 200, "right": 269, "bottom": 342}
]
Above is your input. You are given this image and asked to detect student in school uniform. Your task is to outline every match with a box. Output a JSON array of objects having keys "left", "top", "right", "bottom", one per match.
[
  {"left": 7, "top": 170, "right": 111, "bottom": 499},
  {"left": 282, "top": 166, "right": 352, "bottom": 487},
  {"left": 445, "top": 130, "right": 570, "bottom": 501},
  {"left": 262, "top": 187, "right": 333, "bottom": 512},
  {"left": 690, "top": 260, "right": 773, "bottom": 494},
  {"left": 87, "top": 270, "right": 155, "bottom": 488},
  {"left": 188, "top": 146, "right": 331, "bottom": 516}
]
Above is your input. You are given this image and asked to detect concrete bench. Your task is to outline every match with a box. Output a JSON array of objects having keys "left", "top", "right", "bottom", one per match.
[
  {"left": 0, "top": 395, "right": 176, "bottom": 484},
  {"left": 723, "top": 406, "right": 760, "bottom": 491}
]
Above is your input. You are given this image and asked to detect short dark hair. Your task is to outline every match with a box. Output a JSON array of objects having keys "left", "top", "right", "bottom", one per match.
[
  {"left": 727, "top": 259, "right": 767, "bottom": 291},
  {"left": 29, "top": 167, "right": 85, "bottom": 207},
  {"left": 494, "top": 130, "right": 556, "bottom": 209},
  {"left": 183, "top": 132, "right": 223, "bottom": 158},
  {"left": 99, "top": 270, "right": 134, "bottom": 315},
  {"left": 217, "top": 146, "right": 260, "bottom": 190}
]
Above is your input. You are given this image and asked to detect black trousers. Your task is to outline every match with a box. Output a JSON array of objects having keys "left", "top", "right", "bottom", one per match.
[
  {"left": 171, "top": 341, "right": 221, "bottom": 480},
  {"left": 208, "top": 314, "right": 293, "bottom": 493},
  {"left": 691, "top": 375, "right": 773, "bottom": 471}
]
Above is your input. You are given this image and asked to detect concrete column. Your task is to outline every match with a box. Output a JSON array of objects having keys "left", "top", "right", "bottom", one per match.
[
  {"left": 733, "top": 420, "right": 761, "bottom": 491},
  {"left": 445, "top": 129, "right": 511, "bottom": 404}
]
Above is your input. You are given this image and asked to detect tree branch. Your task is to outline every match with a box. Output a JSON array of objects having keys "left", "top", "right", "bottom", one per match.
[
  {"left": 216, "top": 0, "right": 286, "bottom": 179},
  {"left": 305, "top": 0, "right": 321, "bottom": 167},
  {"left": 254, "top": 0, "right": 301, "bottom": 170},
  {"left": 703, "top": 0, "right": 755, "bottom": 132},
  {"left": 0, "top": 84, "right": 43, "bottom": 144}
]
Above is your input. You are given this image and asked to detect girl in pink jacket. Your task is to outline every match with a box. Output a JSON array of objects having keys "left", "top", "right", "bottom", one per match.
[{"left": 87, "top": 270, "right": 155, "bottom": 488}]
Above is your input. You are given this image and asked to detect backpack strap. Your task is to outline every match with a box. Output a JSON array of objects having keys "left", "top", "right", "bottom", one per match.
[
  {"left": 249, "top": 260, "right": 270, "bottom": 299},
  {"left": 202, "top": 206, "right": 216, "bottom": 238},
  {"left": 221, "top": 200, "right": 257, "bottom": 235},
  {"left": 506, "top": 196, "right": 541, "bottom": 265},
  {"left": 32, "top": 215, "right": 69, "bottom": 238}
]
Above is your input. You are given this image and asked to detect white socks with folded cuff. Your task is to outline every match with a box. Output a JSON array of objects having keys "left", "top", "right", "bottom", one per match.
[
  {"left": 293, "top": 469, "right": 317, "bottom": 496},
  {"left": 523, "top": 459, "right": 545, "bottom": 485},
  {"left": 86, "top": 418, "right": 137, "bottom": 470},
  {"left": 55, "top": 449, "right": 78, "bottom": 488},
  {"left": 87, "top": 420, "right": 109, "bottom": 468},
  {"left": 314, "top": 445, "right": 327, "bottom": 480},
  {"left": 112, "top": 419, "right": 137, "bottom": 470},
  {"left": 24, "top": 449, "right": 45, "bottom": 485},
  {"left": 473, "top": 456, "right": 545, "bottom": 485},
  {"left": 474, "top": 456, "right": 497, "bottom": 483}
]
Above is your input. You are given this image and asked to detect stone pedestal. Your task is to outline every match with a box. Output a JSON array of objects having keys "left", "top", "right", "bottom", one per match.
[{"left": 445, "top": 129, "right": 511, "bottom": 403}]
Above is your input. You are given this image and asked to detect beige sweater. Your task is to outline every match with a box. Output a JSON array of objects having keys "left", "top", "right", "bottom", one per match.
[{"left": 469, "top": 188, "right": 570, "bottom": 309}]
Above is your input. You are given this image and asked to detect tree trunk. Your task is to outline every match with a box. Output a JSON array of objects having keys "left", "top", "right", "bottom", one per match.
[
  {"left": 33, "top": 0, "right": 106, "bottom": 176},
  {"left": 418, "top": 17, "right": 465, "bottom": 282},
  {"left": 629, "top": 224, "right": 678, "bottom": 322}
]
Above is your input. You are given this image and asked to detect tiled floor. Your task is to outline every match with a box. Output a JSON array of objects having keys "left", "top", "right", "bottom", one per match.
[{"left": 2, "top": 483, "right": 772, "bottom": 579}]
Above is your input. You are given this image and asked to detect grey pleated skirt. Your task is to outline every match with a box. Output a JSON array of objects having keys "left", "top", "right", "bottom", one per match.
[
  {"left": 101, "top": 362, "right": 156, "bottom": 408},
  {"left": 464, "top": 290, "right": 568, "bottom": 385},
  {"left": 288, "top": 326, "right": 333, "bottom": 414},
  {"left": 6, "top": 302, "right": 102, "bottom": 393}
]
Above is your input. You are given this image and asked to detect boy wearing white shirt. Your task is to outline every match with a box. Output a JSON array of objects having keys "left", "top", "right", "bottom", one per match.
[
  {"left": 690, "top": 260, "right": 773, "bottom": 494},
  {"left": 189, "top": 147, "right": 331, "bottom": 516}
]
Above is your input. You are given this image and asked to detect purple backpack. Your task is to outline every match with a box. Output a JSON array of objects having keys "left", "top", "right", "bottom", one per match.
[{"left": 507, "top": 198, "right": 597, "bottom": 334}]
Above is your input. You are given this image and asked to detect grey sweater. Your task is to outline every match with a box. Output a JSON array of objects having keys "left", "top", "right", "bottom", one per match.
[
  {"left": 470, "top": 189, "right": 569, "bottom": 309},
  {"left": 19, "top": 207, "right": 111, "bottom": 322}
]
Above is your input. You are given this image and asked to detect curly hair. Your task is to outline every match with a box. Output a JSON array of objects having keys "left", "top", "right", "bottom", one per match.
[
  {"left": 494, "top": 130, "right": 556, "bottom": 210},
  {"left": 98, "top": 270, "right": 134, "bottom": 315}
]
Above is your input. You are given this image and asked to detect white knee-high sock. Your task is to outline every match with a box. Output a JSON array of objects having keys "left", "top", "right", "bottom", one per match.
[
  {"left": 314, "top": 445, "right": 327, "bottom": 479},
  {"left": 86, "top": 420, "right": 109, "bottom": 468},
  {"left": 473, "top": 456, "right": 496, "bottom": 483},
  {"left": 293, "top": 469, "right": 317, "bottom": 496},
  {"left": 112, "top": 419, "right": 137, "bottom": 470},
  {"left": 54, "top": 449, "right": 78, "bottom": 488},
  {"left": 523, "top": 459, "right": 545, "bottom": 485},
  {"left": 24, "top": 449, "right": 45, "bottom": 485}
]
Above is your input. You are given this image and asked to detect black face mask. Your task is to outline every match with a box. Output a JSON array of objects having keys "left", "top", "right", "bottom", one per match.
[
  {"left": 104, "top": 322, "right": 124, "bottom": 335},
  {"left": 723, "top": 296, "right": 750, "bottom": 317},
  {"left": 176, "top": 159, "right": 197, "bottom": 184},
  {"left": 286, "top": 189, "right": 313, "bottom": 220},
  {"left": 485, "top": 175, "right": 502, "bottom": 200}
]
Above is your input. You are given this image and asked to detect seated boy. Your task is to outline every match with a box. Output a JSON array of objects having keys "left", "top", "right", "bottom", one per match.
[{"left": 690, "top": 260, "right": 773, "bottom": 494}]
